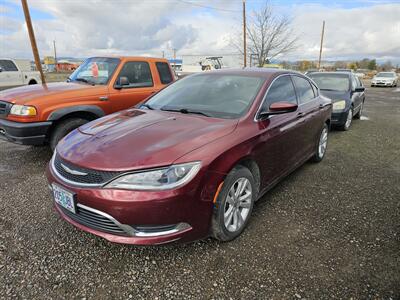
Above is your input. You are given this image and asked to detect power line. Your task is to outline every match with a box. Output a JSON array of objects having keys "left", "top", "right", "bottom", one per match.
[{"left": 175, "top": 0, "right": 241, "bottom": 13}]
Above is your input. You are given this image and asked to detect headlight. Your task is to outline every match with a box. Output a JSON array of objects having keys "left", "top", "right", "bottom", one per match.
[
  {"left": 10, "top": 104, "right": 37, "bottom": 116},
  {"left": 104, "top": 162, "right": 201, "bottom": 190},
  {"left": 332, "top": 100, "right": 346, "bottom": 111}
]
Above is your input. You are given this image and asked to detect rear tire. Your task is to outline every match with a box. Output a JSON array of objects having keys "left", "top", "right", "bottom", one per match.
[
  {"left": 50, "top": 118, "right": 88, "bottom": 151},
  {"left": 211, "top": 165, "right": 256, "bottom": 242},
  {"left": 311, "top": 123, "right": 328, "bottom": 163}
]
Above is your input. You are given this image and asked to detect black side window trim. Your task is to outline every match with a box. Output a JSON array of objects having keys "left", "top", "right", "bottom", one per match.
[{"left": 114, "top": 61, "right": 154, "bottom": 89}]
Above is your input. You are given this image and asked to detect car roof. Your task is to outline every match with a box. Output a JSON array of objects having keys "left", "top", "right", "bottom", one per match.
[
  {"left": 193, "top": 68, "right": 302, "bottom": 79},
  {"left": 86, "top": 56, "right": 169, "bottom": 62},
  {"left": 308, "top": 71, "right": 352, "bottom": 77}
]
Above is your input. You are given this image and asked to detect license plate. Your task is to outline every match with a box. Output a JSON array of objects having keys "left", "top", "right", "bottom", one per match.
[{"left": 52, "top": 183, "right": 76, "bottom": 213}]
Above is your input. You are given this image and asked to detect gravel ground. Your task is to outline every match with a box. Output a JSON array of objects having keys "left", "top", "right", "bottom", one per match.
[{"left": 0, "top": 85, "right": 399, "bottom": 299}]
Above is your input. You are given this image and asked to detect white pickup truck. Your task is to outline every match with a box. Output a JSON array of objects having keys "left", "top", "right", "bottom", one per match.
[{"left": 0, "top": 58, "right": 42, "bottom": 88}]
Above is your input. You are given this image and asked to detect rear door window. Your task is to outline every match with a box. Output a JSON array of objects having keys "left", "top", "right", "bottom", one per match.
[
  {"left": 292, "top": 76, "right": 315, "bottom": 104},
  {"left": 0, "top": 60, "right": 18, "bottom": 71},
  {"left": 117, "top": 61, "right": 153, "bottom": 88},
  {"left": 156, "top": 62, "right": 173, "bottom": 84}
]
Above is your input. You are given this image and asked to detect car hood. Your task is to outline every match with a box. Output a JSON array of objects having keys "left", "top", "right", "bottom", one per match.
[
  {"left": 319, "top": 90, "right": 350, "bottom": 102},
  {"left": 57, "top": 109, "right": 238, "bottom": 171},
  {"left": 0, "top": 82, "right": 107, "bottom": 105}
]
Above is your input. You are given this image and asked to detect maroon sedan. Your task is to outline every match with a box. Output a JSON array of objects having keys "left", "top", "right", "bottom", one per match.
[{"left": 47, "top": 69, "right": 331, "bottom": 245}]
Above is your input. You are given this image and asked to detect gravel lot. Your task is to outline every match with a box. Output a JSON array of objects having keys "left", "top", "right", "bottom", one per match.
[{"left": 1, "top": 85, "right": 399, "bottom": 299}]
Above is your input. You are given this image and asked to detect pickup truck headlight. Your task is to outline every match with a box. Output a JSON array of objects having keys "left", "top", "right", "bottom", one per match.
[
  {"left": 104, "top": 162, "right": 201, "bottom": 190},
  {"left": 332, "top": 100, "right": 346, "bottom": 112},
  {"left": 10, "top": 104, "right": 37, "bottom": 116}
]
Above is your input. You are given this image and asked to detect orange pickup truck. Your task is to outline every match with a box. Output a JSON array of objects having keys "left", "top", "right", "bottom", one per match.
[{"left": 0, "top": 56, "right": 174, "bottom": 150}]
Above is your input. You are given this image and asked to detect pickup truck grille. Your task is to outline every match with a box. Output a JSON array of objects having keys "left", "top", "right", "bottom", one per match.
[
  {"left": 0, "top": 101, "right": 11, "bottom": 118},
  {"left": 53, "top": 153, "right": 122, "bottom": 186}
]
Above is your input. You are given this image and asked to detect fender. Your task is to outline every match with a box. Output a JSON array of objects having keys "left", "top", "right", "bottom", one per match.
[{"left": 47, "top": 105, "right": 105, "bottom": 121}]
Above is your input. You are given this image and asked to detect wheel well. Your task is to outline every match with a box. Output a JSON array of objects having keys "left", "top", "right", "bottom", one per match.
[
  {"left": 28, "top": 79, "right": 37, "bottom": 85},
  {"left": 325, "top": 118, "right": 331, "bottom": 128},
  {"left": 237, "top": 158, "right": 261, "bottom": 194},
  {"left": 56, "top": 111, "right": 98, "bottom": 123},
  {"left": 48, "top": 111, "right": 98, "bottom": 139}
]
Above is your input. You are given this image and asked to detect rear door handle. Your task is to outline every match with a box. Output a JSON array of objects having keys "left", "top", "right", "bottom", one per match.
[
  {"left": 297, "top": 112, "right": 305, "bottom": 118},
  {"left": 99, "top": 96, "right": 108, "bottom": 101}
]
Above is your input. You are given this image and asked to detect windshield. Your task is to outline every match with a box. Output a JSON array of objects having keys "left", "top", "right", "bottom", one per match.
[
  {"left": 68, "top": 57, "right": 120, "bottom": 85},
  {"left": 308, "top": 73, "right": 350, "bottom": 92},
  {"left": 144, "top": 74, "right": 265, "bottom": 119},
  {"left": 376, "top": 72, "right": 395, "bottom": 78}
]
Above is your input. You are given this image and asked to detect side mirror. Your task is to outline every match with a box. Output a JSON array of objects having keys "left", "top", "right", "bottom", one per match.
[
  {"left": 259, "top": 102, "right": 298, "bottom": 119},
  {"left": 354, "top": 87, "right": 365, "bottom": 92},
  {"left": 0, "top": 67, "right": 3, "bottom": 72},
  {"left": 115, "top": 76, "right": 129, "bottom": 89}
]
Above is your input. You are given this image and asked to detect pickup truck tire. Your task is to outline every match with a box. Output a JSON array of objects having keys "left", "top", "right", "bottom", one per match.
[{"left": 50, "top": 118, "right": 88, "bottom": 151}]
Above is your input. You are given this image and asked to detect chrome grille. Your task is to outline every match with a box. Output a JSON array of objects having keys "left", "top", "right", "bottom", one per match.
[
  {"left": 58, "top": 204, "right": 130, "bottom": 236},
  {"left": 0, "top": 101, "right": 11, "bottom": 118},
  {"left": 53, "top": 154, "right": 122, "bottom": 185}
]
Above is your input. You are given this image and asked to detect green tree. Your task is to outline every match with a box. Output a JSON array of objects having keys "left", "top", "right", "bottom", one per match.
[
  {"left": 348, "top": 62, "right": 357, "bottom": 70},
  {"left": 368, "top": 59, "right": 377, "bottom": 70}
]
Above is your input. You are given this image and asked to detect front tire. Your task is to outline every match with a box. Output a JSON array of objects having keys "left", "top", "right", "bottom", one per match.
[
  {"left": 50, "top": 118, "right": 89, "bottom": 151},
  {"left": 211, "top": 166, "right": 256, "bottom": 242},
  {"left": 354, "top": 101, "right": 364, "bottom": 119},
  {"left": 338, "top": 108, "right": 353, "bottom": 131}
]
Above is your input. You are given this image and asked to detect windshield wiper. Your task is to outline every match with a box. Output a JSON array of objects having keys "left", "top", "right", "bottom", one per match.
[
  {"left": 74, "top": 78, "right": 95, "bottom": 85},
  {"left": 140, "top": 103, "right": 154, "bottom": 110},
  {"left": 161, "top": 107, "right": 211, "bottom": 117}
]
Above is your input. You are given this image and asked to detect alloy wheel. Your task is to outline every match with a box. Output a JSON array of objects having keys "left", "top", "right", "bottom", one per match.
[
  {"left": 224, "top": 178, "right": 252, "bottom": 233},
  {"left": 345, "top": 108, "right": 353, "bottom": 129},
  {"left": 318, "top": 126, "right": 328, "bottom": 158}
]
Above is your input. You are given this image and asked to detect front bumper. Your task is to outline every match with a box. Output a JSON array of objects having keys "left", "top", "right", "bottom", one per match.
[
  {"left": 46, "top": 163, "right": 218, "bottom": 245},
  {"left": 331, "top": 110, "right": 349, "bottom": 126},
  {"left": 0, "top": 118, "right": 52, "bottom": 145},
  {"left": 371, "top": 81, "right": 394, "bottom": 86}
]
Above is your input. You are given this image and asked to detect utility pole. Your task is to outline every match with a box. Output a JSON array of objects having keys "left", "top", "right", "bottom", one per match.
[
  {"left": 53, "top": 40, "right": 57, "bottom": 72},
  {"left": 21, "top": 0, "right": 46, "bottom": 83},
  {"left": 243, "top": 0, "right": 247, "bottom": 68},
  {"left": 318, "top": 20, "right": 325, "bottom": 70},
  {"left": 162, "top": 50, "right": 165, "bottom": 58},
  {"left": 173, "top": 48, "right": 177, "bottom": 68}
]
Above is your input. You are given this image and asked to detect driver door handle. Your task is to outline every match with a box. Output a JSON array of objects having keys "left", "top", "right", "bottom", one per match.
[{"left": 297, "top": 112, "right": 305, "bottom": 118}]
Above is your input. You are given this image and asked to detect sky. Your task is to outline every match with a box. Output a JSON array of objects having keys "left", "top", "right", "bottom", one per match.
[{"left": 0, "top": 0, "right": 400, "bottom": 63}]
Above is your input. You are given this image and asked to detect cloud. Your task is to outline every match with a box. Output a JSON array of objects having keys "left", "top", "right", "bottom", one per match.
[
  {"left": 289, "top": 3, "right": 400, "bottom": 61},
  {"left": 0, "top": 0, "right": 399, "bottom": 63}
]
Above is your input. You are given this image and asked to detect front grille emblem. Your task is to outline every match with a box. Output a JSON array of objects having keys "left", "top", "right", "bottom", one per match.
[{"left": 61, "top": 163, "right": 88, "bottom": 176}]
